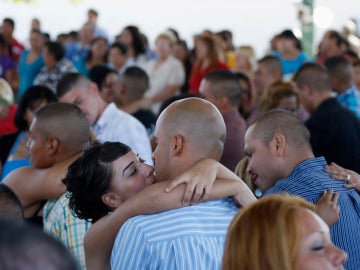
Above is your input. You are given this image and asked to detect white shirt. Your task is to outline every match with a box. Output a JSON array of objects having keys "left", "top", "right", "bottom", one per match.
[
  {"left": 144, "top": 55, "right": 185, "bottom": 114},
  {"left": 92, "top": 103, "right": 153, "bottom": 164}
]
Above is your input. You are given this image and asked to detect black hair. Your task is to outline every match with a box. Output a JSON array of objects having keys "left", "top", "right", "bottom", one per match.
[
  {"left": 89, "top": 65, "right": 117, "bottom": 91},
  {"left": 56, "top": 72, "right": 88, "bottom": 98},
  {"left": 15, "top": 85, "right": 57, "bottom": 130},
  {"left": 44, "top": 41, "right": 65, "bottom": 61},
  {"left": 64, "top": 141, "right": 132, "bottom": 223},
  {"left": 123, "top": 25, "right": 145, "bottom": 57},
  {"left": 3, "top": 18, "right": 14, "bottom": 28},
  {"left": 0, "top": 220, "right": 80, "bottom": 269},
  {"left": 110, "top": 41, "right": 127, "bottom": 55}
]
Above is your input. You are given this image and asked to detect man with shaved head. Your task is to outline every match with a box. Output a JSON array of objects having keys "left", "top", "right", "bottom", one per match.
[
  {"left": 3, "top": 102, "right": 91, "bottom": 269},
  {"left": 200, "top": 70, "right": 246, "bottom": 171},
  {"left": 111, "top": 97, "right": 243, "bottom": 269}
]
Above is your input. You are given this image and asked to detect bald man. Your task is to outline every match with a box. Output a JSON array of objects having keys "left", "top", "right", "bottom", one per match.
[
  {"left": 3, "top": 102, "right": 91, "bottom": 269},
  {"left": 111, "top": 97, "right": 243, "bottom": 269}
]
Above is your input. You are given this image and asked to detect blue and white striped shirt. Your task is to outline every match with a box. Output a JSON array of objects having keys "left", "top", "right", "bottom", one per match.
[
  {"left": 265, "top": 157, "right": 360, "bottom": 270},
  {"left": 110, "top": 198, "right": 238, "bottom": 270}
]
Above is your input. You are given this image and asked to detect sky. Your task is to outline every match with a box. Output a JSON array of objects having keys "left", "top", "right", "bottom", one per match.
[{"left": 0, "top": 0, "right": 358, "bottom": 57}]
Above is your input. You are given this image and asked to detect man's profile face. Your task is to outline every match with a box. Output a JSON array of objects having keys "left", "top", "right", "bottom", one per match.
[
  {"left": 152, "top": 116, "right": 172, "bottom": 183},
  {"left": 244, "top": 126, "right": 282, "bottom": 193},
  {"left": 59, "top": 85, "right": 99, "bottom": 125},
  {"left": 27, "top": 118, "right": 51, "bottom": 169}
]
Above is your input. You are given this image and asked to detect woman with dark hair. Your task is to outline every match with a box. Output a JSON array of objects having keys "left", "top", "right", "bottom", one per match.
[
  {"left": 188, "top": 35, "right": 228, "bottom": 95},
  {"left": 0, "top": 85, "right": 57, "bottom": 179},
  {"left": 63, "top": 141, "right": 255, "bottom": 270},
  {"left": 75, "top": 37, "right": 108, "bottom": 77},
  {"left": 34, "top": 41, "right": 76, "bottom": 92},
  {"left": 117, "top": 25, "right": 146, "bottom": 67}
]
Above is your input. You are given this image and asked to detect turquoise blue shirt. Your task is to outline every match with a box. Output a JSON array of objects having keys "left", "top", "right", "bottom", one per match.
[{"left": 17, "top": 50, "right": 44, "bottom": 97}]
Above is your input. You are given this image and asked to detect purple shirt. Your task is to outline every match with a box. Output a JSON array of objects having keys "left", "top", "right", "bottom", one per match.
[
  {"left": 220, "top": 109, "right": 247, "bottom": 171},
  {"left": 0, "top": 55, "right": 16, "bottom": 78}
]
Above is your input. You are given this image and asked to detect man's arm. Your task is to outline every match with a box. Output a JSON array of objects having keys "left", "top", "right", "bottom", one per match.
[
  {"left": 85, "top": 160, "right": 256, "bottom": 270},
  {"left": 3, "top": 166, "right": 66, "bottom": 217}
]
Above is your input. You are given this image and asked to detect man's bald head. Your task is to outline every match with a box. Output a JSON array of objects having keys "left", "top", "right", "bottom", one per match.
[
  {"left": 34, "top": 102, "right": 91, "bottom": 155},
  {"left": 157, "top": 97, "right": 226, "bottom": 160}
]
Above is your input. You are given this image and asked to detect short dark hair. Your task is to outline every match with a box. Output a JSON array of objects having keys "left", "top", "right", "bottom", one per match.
[
  {"left": 122, "top": 66, "right": 149, "bottom": 99},
  {"left": 34, "top": 103, "right": 90, "bottom": 154},
  {"left": 252, "top": 109, "right": 311, "bottom": 150},
  {"left": 0, "top": 184, "right": 23, "bottom": 220},
  {"left": 15, "top": 85, "right": 57, "bottom": 130},
  {"left": 258, "top": 55, "right": 283, "bottom": 78},
  {"left": 324, "top": 56, "right": 353, "bottom": 85},
  {"left": 56, "top": 72, "right": 90, "bottom": 98},
  {"left": 204, "top": 70, "right": 242, "bottom": 106},
  {"left": 110, "top": 42, "right": 127, "bottom": 55},
  {"left": 293, "top": 62, "right": 331, "bottom": 92},
  {"left": 44, "top": 41, "right": 65, "bottom": 61},
  {"left": 3, "top": 18, "right": 14, "bottom": 28},
  {"left": 64, "top": 141, "right": 132, "bottom": 223},
  {"left": 89, "top": 65, "right": 117, "bottom": 91},
  {"left": 0, "top": 219, "right": 80, "bottom": 269}
]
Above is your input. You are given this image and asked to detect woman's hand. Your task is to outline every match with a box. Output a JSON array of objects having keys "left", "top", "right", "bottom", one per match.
[{"left": 325, "top": 162, "right": 360, "bottom": 192}]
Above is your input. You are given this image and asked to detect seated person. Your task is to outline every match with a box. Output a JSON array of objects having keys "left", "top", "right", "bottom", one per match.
[{"left": 0, "top": 85, "right": 57, "bottom": 180}]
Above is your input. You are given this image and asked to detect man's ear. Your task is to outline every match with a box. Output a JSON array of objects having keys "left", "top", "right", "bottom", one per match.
[
  {"left": 89, "top": 82, "right": 100, "bottom": 95},
  {"left": 47, "top": 137, "right": 60, "bottom": 157},
  {"left": 101, "top": 192, "right": 122, "bottom": 209},
  {"left": 302, "top": 83, "right": 313, "bottom": 96},
  {"left": 272, "top": 132, "right": 286, "bottom": 157},
  {"left": 171, "top": 134, "right": 184, "bottom": 156}
]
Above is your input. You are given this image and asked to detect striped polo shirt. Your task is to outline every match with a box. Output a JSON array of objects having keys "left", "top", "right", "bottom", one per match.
[
  {"left": 265, "top": 157, "right": 360, "bottom": 270},
  {"left": 111, "top": 198, "right": 238, "bottom": 270}
]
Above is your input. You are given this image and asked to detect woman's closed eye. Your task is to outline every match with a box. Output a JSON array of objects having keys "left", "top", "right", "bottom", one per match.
[{"left": 310, "top": 240, "right": 324, "bottom": 252}]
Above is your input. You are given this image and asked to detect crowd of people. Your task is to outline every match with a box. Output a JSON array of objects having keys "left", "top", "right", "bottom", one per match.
[{"left": 0, "top": 7, "right": 360, "bottom": 270}]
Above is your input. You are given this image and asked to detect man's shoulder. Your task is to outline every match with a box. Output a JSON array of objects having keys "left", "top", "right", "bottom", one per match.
[
  {"left": 102, "top": 103, "right": 144, "bottom": 127},
  {"left": 121, "top": 199, "right": 238, "bottom": 240}
]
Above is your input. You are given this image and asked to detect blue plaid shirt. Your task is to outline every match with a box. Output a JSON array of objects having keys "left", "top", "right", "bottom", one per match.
[{"left": 337, "top": 84, "right": 360, "bottom": 119}]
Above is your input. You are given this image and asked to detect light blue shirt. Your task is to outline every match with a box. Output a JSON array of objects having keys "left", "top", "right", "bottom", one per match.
[
  {"left": 337, "top": 84, "right": 360, "bottom": 119},
  {"left": 110, "top": 198, "right": 238, "bottom": 270}
]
